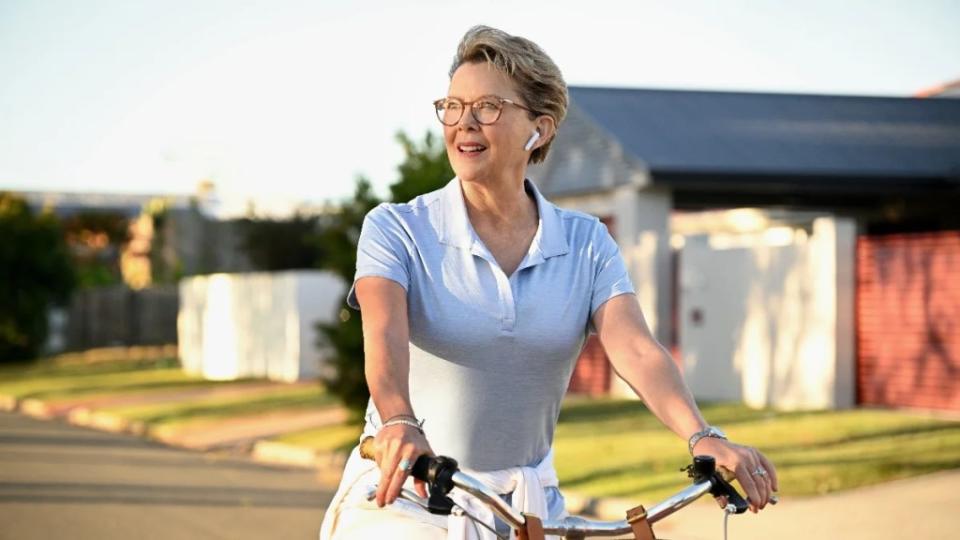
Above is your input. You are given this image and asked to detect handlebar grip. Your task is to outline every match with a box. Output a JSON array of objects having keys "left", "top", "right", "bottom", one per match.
[
  {"left": 713, "top": 463, "right": 777, "bottom": 510},
  {"left": 410, "top": 454, "right": 433, "bottom": 483},
  {"left": 359, "top": 436, "right": 375, "bottom": 460},
  {"left": 358, "top": 436, "right": 437, "bottom": 484}
]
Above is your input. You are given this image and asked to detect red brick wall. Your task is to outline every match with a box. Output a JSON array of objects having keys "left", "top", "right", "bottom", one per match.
[
  {"left": 568, "top": 335, "right": 611, "bottom": 396},
  {"left": 568, "top": 216, "right": 616, "bottom": 396},
  {"left": 857, "top": 231, "right": 960, "bottom": 410}
]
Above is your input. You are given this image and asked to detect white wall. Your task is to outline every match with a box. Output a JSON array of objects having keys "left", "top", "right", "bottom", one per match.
[
  {"left": 679, "top": 215, "right": 856, "bottom": 410},
  {"left": 178, "top": 270, "right": 345, "bottom": 382}
]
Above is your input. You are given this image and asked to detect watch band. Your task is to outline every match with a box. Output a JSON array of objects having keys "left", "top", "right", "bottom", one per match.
[{"left": 688, "top": 426, "right": 727, "bottom": 455}]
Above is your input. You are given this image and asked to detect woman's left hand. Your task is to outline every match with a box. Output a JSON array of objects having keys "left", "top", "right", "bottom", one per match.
[{"left": 692, "top": 437, "right": 778, "bottom": 513}]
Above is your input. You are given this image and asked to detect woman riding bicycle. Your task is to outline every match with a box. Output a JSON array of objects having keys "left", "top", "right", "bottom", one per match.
[{"left": 319, "top": 25, "right": 777, "bottom": 539}]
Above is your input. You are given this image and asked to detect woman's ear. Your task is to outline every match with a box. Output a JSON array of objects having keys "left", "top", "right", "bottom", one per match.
[{"left": 534, "top": 115, "right": 557, "bottom": 145}]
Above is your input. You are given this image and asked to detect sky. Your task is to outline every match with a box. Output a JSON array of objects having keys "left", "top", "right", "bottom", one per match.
[{"left": 1, "top": 0, "right": 958, "bottom": 215}]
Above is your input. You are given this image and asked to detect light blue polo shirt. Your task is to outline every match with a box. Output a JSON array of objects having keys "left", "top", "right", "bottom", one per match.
[{"left": 348, "top": 177, "right": 635, "bottom": 472}]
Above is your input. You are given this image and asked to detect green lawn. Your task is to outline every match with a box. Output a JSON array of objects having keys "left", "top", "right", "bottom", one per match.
[
  {"left": 99, "top": 384, "right": 336, "bottom": 429},
  {"left": 0, "top": 357, "right": 233, "bottom": 400},
  {"left": 272, "top": 422, "right": 365, "bottom": 453},
  {"left": 275, "top": 397, "right": 960, "bottom": 502},
  {"left": 0, "top": 356, "right": 332, "bottom": 431},
  {"left": 6, "top": 357, "right": 958, "bottom": 502},
  {"left": 553, "top": 397, "right": 960, "bottom": 501}
]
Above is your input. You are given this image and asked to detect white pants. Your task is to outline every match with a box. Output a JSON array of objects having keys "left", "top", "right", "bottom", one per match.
[
  {"left": 330, "top": 504, "right": 447, "bottom": 539},
  {"left": 319, "top": 448, "right": 449, "bottom": 539},
  {"left": 320, "top": 445, "right": 565, "bottom": 540}
]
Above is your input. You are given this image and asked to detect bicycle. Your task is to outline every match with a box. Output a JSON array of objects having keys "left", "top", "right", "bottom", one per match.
[{"left": 358, "top": 436, "right": 777, "bottom": 539}]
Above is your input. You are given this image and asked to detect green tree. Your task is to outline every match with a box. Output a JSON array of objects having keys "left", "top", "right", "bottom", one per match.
[
  {"left": 389, "top": 131, "right": 454, "bottom": 203},
  {"left": 318, "top": 131, "right": 453, "bottom": 416},
  {"left": 60, "top": 210, "right": 129, "bottom": 288},
  {"left": 0, "top": 193, "right": 75, "bottom": 362},
  {"left": 315, "top": 178, "right": 381, "bottom": 416},
  {"left": 237, "top": 212, "right": 327, "bottom": 271}
]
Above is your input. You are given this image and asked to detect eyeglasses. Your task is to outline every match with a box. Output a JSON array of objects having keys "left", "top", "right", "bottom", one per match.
[{"left": 432, "top": 95, "right": 535, "bottom": 126}]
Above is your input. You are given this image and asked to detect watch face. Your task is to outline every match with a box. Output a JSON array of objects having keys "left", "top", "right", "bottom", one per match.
[{"left": 710, "top": 427, "right": 727, "bottom": 439}]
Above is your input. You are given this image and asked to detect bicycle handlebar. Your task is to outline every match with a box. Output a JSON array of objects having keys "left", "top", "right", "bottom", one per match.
[{"left": 358, "top": 436, "right": 770, "bottom": 538}]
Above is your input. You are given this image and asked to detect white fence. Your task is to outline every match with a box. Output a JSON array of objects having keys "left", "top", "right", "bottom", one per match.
[
  {"left": 679, "top": 216, "right": 856, "bottom": 410},
  {"left": 178, "top": 270, "right": 346, "bottom": 382}
]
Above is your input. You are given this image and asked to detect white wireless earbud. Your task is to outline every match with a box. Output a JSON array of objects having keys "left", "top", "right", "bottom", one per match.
[{"left": 524, "top": 130, "right": 541, "bottom": 151}]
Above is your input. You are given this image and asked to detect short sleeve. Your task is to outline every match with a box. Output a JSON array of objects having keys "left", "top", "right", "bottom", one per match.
[
  {"left": 590, "top": 221, "right": 636, "bottom": 317},
  {"left": 346, "top": 204, "right": 411, "bottom": 310}
]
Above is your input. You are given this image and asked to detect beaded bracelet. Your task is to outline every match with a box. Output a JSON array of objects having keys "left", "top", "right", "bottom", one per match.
[
  {"left": 382, "top": 413, "right": 420, "bottom": 425},
  {"left": 381, "top": 418, "right": 424, "bottom": 434}
]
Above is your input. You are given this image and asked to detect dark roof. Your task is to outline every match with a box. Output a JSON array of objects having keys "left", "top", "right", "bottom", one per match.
[{"left": 568, "top": 86, "right": 960, "bottom": 184}]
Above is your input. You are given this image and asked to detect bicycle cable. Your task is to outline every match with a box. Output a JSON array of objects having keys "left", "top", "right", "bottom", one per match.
[
  {"left": 451, "top": 500, "right": 508, "bottom": 540},
  {"left": 723, "top": 504, "right": 736, "bottom": 540}
]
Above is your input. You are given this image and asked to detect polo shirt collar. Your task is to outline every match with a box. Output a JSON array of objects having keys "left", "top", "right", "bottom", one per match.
[{"left": 438, "top": 177, "right": 569, "bottom": 259}]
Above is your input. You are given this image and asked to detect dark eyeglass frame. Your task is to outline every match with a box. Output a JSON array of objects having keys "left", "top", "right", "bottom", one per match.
[{"left": 432, "top": 95, "right": 536, "bottom": 126}]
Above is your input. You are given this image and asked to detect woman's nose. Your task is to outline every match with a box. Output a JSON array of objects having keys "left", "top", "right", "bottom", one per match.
[{"left": 457, "top": 107, "right": 480, "bottom": 130}]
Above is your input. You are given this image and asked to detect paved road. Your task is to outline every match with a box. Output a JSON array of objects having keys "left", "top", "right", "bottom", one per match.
[{"left": 0, "top": 412, "right": 333, "bottom": 540}]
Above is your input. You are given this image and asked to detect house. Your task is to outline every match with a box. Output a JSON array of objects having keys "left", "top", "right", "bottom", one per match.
[
  {"left": 533, "top": 87, "right": 960, "bottom": 411},
  {"left": 19, "top": 185, "right": 344, "bottom": 377},
  {"left": 18, "top": 187, "right": 254, "bottom": 351}
]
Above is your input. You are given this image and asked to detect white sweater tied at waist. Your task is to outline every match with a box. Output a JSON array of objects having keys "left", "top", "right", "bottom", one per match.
[
  {"left": 319, "top": 440, "right": 561, "bottom": 540},
  {"left": 448, "top": 448, "right": 560, "bottom": 540}
]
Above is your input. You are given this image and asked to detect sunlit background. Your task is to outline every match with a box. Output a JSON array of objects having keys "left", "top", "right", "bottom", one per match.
[
  {"left": 2, "top": 0, "right": 958, "bottom": 214},
  {"left": 2, "top": 4, "right": 960, "bottom": 538}
]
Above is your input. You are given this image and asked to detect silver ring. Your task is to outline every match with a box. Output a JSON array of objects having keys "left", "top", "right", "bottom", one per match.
[
  {"left": 752, "top": 467, "right": 767, "bottom": 477},
  {"left": 398, "top": 458, "right": 412, "bottom": 472}
]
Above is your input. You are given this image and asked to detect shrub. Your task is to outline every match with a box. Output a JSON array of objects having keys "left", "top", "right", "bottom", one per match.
[{"left": 0, "top": 193, "right": 75, "bottom": 362}]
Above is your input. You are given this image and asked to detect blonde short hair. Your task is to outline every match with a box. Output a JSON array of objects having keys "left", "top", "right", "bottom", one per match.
[{"left": 450, "top": 26, "right": 568, "bottom": 164}]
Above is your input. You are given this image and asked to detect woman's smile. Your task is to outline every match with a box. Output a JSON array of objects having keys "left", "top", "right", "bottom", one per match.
[{"left": 456, "top": 142, "right": 488, "bottom": 156}]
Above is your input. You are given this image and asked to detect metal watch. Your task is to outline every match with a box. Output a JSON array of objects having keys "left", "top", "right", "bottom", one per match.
[{"left": 688, "top": 426, "right": 727, "bottom": 455}]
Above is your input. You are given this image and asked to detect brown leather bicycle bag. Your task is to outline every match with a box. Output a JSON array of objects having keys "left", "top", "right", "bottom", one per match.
[{"left": 626, "top": 504, "right": 657, "bottom": 540}]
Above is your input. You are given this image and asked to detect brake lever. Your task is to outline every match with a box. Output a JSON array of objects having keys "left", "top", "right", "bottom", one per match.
[
  {"left": 684, "top": 456, "right": 778, "bottom": 515},
  {"left": 364, "top": 485, "right": 506, "bottom": 539},
  {"left": 364, "top": 486, "right": 431, "bottom": 511},
  {"left": 364, "top": 477, "right": 456, "bottom": 515},
  {"left": 713, "top": 474, "right": 750, "bottom": 514}
]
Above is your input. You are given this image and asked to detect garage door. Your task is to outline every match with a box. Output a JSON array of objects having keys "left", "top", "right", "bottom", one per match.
[{"left": 857, "top": 231, "right": 960, "bottom": 410}]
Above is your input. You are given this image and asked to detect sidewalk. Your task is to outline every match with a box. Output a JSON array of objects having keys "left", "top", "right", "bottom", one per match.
[
  {"left": 650, "top": 468, "right": 960, "bottom": 539},
  {"left": 0, "top": 381, "right": 351, "bottom": 475}
]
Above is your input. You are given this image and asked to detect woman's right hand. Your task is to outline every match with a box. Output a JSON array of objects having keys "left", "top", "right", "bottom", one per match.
[{"left": 372, "top": 423, "right": 433, "bottom": 507}]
